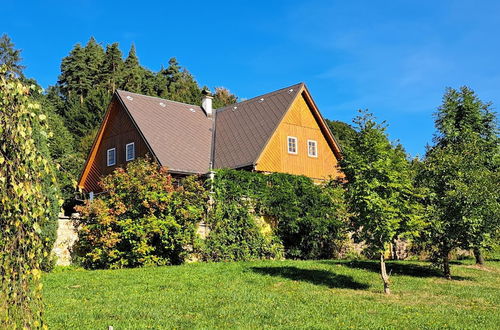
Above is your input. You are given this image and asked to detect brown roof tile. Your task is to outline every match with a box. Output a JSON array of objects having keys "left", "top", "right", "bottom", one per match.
[
  {"left": 115, "top": 82, "right": 305, "bottom": 174},
  {"left": 116, "top": 90, "right": 212, "bottom": 174},
  {"left": 213, "top": 83, "right": 303, "bottom": 169}
]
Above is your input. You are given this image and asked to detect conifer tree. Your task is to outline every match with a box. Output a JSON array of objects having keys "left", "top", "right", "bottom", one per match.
[
  {"left": 83, "top": 37, "right": 105, "bottom": 90},
  {"left": 101, "top": 43, "right": 123, "bottom": 93},
  {"left": 122, "top": 44, "right": 142, "bottom": 93},
  {"left": 58, "top": 43, "right": 89, "bottom": 103},
  {"left": 0, "top": 34, "right": 25, "bottom": 77}
]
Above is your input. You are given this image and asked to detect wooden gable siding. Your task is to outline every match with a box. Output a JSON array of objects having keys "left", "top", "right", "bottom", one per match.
[
  {"left": 79, "top": 99, "right": 150, "bottom": 192},
  {"left": 255, "top": 91, "right": 341, "bottom": 181}
]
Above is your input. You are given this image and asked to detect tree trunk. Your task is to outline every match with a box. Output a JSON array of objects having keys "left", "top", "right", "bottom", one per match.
[
  {"left": 443, "top": 251, "right": 452, "bottom": 280},
  {"left": 473, "top": 247, "right": 485, "bottom": 265},
  {"left": 380, "top": 253, "right": 391, "bottom": 294}
]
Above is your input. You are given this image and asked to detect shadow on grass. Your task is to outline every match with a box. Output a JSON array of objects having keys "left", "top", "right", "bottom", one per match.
[
  {"left": 251, "top": 266, "right": 369, "bottom": 290},
  {"left": 321, "top": 260, "right": 471, "bottom": 281}
]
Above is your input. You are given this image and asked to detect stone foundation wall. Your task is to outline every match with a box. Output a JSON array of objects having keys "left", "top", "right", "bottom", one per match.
[{"left": 52, "top": 216, "right": 78, "bottom": 266}]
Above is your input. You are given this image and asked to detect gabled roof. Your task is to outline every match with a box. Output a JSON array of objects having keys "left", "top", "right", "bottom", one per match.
[
  {"left": 116, "top": 90, "right": 212, "bottom": 174},
  {"left": 213, "top": 83, "right": 303, "bottom": 169}
]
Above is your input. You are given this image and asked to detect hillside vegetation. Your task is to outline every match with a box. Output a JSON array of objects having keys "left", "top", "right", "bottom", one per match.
[{"left": 43, "top": 259, "right": 500, "bottom": 329}]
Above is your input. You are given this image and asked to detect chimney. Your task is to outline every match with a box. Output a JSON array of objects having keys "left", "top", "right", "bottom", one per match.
[{"left": 201, "top": 89, "right": 214, "bottom": 118}]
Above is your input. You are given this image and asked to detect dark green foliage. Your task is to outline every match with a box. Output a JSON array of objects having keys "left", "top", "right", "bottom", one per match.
[
  {"left": 203, "top": 171, "right": 283, "bottom": 261},
  {"left": 100, "top": 43, "right": 123, "bottom": 94},
  {"left": 326, "top": 119, "right": 357, "bottom": 150},
  {"left": 122, "top": 45, "right": 143, "bottom": 93},
  {"left": 203, "top": 169, "right": 348, "bottom": 261},
  {"left": 420, "top": 87, "right": 499, "bottom": 275},
  {"left": 74, "top": 158, "right": 208, "bottom": 269}
]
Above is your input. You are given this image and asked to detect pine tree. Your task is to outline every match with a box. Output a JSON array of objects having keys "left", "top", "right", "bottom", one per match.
[
  {"left": 83, "top": 37, "right": 105, "bottom": 91},
  {"left": 0, "top": 34, "right": 25, "bottom": 77},
  {"left": 58, "top": 43, "right": 90, "bottom": 104},
  {"left": 101, "top": 42, "right": 123, "bottom": 93},
  {"left": 121, "top": 44, "right": 142, "bottom": 93},
  {"left": 160, "top": 57, "right": 202, "bottom": 104}
]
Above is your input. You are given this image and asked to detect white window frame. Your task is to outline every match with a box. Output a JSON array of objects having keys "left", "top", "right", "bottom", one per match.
[
  {"left": 125, "top": 142, "right": 135, "bottom": 161},
  {"left": 307, "top": 140, "right": 318, "bottom": 158},
  {"left": 287, "top": 136, "right": 298, "bottom": 154},
  {"left": 107, "top": 148, "right": 116, "bottom": 166}
]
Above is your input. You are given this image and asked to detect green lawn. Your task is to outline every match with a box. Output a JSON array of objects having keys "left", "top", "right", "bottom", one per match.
[{"left": 43, "top": 259, "right": 500, "bottom": 329}]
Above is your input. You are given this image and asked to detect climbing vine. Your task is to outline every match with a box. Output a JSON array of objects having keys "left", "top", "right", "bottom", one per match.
[
  {"left": 0, "top": 67, "right": 60, "bottom": 328},
  {"left": 202, "top": 169, "right": 348, "bottom": 261}
]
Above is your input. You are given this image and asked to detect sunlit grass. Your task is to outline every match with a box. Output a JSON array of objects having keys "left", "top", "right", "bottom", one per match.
[{"left": 43, "top": 258, "right": 500, "bottom": 329}]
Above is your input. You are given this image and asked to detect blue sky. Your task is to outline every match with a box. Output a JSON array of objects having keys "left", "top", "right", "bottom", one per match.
[{"left": 3, "top": 0, "right": 500, "bottom": 156}]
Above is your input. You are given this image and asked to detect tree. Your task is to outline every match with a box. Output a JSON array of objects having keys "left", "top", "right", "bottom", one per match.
[
  {"left": 0, "top": 34, "right": 25, "bottom": 77},
  {"left": 74, "top": 158, "right": 207, "bottom": 269},
  {"left": 0, "top": 67, "right": 60, "bottom": 327},
  {"left": 421, "top": 87, "right": 499, "bottom": 274},
  {"left": 83, "top": 37, "right": 105, "bottom": 91},
  {"left": 158, "top": 57, "right": 202, "bottom": 104},
  {"left": 58, "top": 43, "right": 89, "bottom": 103},
  {"left": 122, "top": 44, "right": 143, "bottom": 93},
  {"left": 341, "top": 110, "right": 424, "bottom": 294},
  {"left": 326, "top": 119, "right": 357, "bottom": 150},
  {"left": 213, "top": 87, "right": 238, "bottom": 109},
  {"left": 101, "top": 43, "right": 123, "bottom": 94}
]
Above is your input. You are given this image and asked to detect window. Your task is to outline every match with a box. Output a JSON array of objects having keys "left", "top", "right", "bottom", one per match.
[
  {"left": 107, "top": 148, "right": 116, "bottom": 166},
  {"left": 126, "top": 142, "right": 135, "bottom": 161},
  {"left": 308, "top": 140, "right": 318, "bottom": 157},
  {"left": 287, "top": 136, "right": 298, "bottom": 154}
]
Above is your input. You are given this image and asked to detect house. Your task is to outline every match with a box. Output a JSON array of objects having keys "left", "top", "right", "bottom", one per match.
[{"left": 77, "top": 83, "right": 343, "bottom": 193}]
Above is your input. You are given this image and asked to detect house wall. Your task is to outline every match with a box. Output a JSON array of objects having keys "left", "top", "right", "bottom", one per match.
[
  {"left": 80, "top": 100, "right": 151, "bottom": 192},
  {"left": 255, "top": 92, "right": 341, "bottom": 181}
]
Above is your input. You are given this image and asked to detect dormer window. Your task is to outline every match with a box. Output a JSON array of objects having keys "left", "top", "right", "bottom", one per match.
[
  {"left": 107, "top": 148, "right": 116, "bottom": 166},
  {"left": 308, "top": 140, "right": 318, "bottom": 158},
  {"left": 287, "top": 136, "right": 298, "bottom": 154},
  {"left": 126, "top": 142, "right": 135, "bottom": 161}
]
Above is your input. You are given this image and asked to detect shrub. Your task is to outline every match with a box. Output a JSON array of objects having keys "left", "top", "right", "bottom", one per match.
[
  {"left": 74, "top": 158, "right": 207, "bottom": 269},
  {"left": 202, "top": 169, "right": 347, "bottom": 261}
]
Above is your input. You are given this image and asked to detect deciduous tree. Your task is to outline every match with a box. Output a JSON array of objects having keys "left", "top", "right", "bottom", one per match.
[{"left": 342, "top": 110, "right": 424, "bottom": 294}]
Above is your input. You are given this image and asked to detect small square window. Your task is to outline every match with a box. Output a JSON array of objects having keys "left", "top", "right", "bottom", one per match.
[
  {"left": 107, "top": 148, "right": 116, "bottom": 166},
  {"left": 308, "top": 140, "right": 318, "bottom": 157},
  {"left": 288, "top": 136, "right": 298, "bottom": 154},
  {"left": 126, "top": 142, "right": 135, "bottom": 161}
]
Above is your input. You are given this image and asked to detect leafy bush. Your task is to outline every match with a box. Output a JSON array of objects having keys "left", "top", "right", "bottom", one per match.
[
  {"left": 74, "top": 158, "right": 207, "bottom": 269},
  {"left": 202, "top": 169, "right": 348, "bottom": 261}
]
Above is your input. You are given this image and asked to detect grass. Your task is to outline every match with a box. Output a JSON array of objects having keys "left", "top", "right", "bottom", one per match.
[{"left": 43, "top": 259, "right": 500, "bottom": 329}]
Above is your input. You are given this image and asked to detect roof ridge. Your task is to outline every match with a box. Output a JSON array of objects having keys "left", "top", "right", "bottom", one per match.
[
  {"left": 215, "top": 82, "right": 304, "bottom": 113},
  {"left": 116, "top": 90, "right": 202, "bottom": 108}
]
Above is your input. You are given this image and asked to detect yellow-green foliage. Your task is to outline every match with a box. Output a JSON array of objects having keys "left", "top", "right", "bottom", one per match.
[
  {"left": 74, "top": 158, "right": 208, "bottom": 269},
  {"left": 0, "top": 67, "right": 59, "bottom": 328}
]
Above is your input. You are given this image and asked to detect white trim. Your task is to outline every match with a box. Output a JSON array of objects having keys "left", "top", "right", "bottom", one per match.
[
  {"left": 125, "top": 142, "right": 135, "bottom": 161},
  {"left": 107, "top": 148, "right": 116, "bottom": 166},
  {"left": 287, "top": 136, "right": 298, "bottom": 154},
  {"left": 307, "top": 140, "right": 318, "bottom": 158}
]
